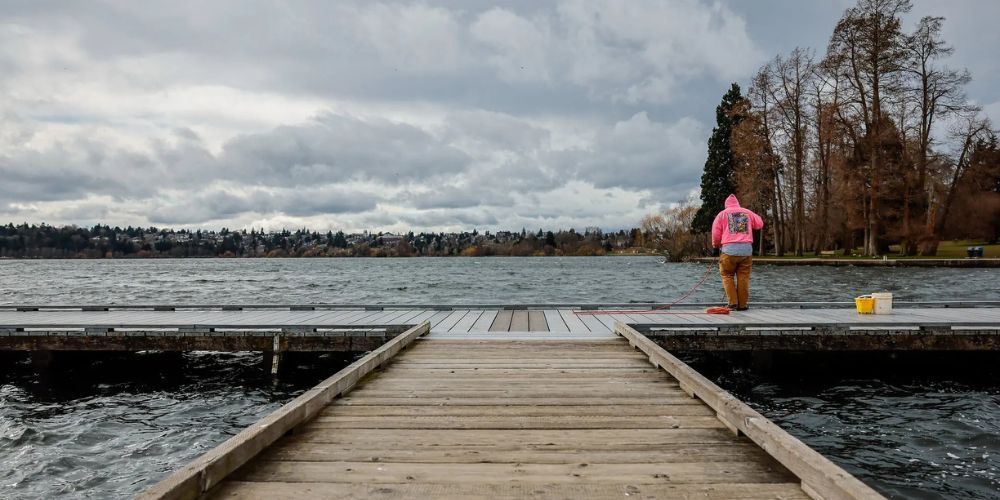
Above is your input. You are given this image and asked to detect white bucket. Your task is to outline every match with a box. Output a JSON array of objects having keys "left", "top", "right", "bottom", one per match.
[{"left": 871, "top": 292, "right": 893, "bottom": 314}]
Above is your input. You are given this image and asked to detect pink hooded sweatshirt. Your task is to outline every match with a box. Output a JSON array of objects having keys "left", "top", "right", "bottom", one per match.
[{"left": 711, "top": 194, "right": 764, "bottom": 247}]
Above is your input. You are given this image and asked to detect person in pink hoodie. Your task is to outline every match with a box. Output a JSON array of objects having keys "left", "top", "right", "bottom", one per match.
[{"left": 711, "top": 194, "right": 764, "bottom": 311}]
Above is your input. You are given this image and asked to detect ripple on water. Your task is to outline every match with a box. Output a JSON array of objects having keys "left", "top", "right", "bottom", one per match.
[
  {"left": 732, "top": 377, "right": 1000, "bottom": 499},
  {"left": 0, "top": 350, "right": 356, "bottom": 499}
]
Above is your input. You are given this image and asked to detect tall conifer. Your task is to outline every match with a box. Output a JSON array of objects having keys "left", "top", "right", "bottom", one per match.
[{"left": 692, "top": 83, "right": 746, "bottom": 233}]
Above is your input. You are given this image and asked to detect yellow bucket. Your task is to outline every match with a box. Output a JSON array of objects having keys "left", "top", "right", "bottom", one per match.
[{"left": 855, "top": 296, "right": 875, "bottom": 314}]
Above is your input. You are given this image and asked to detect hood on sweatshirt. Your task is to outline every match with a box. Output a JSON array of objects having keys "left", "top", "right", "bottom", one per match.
[{"left": 724, "top": 194, "right": 740, "bottom": 208}]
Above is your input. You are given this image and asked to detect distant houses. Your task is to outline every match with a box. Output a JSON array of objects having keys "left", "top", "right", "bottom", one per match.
[{"left": 0, "top": 223, "right": 646, "bottom": 258}]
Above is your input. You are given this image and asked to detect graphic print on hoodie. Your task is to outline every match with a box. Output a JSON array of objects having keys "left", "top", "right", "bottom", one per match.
[{"left": 727, "top": 213, "right": 749, "bottom": 235}]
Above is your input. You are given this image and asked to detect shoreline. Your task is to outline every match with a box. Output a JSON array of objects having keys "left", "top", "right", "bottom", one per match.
[
  {"left": 691, "top": 257, "right": 1000, "bottom": 268},
  {"left": 0, "top": 253, "right": 661, "bottom": 261}
]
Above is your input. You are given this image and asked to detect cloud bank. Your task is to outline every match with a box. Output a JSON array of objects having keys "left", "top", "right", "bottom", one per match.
[{"left": 19, "top": 1, "right": 992, "bottom": 231}]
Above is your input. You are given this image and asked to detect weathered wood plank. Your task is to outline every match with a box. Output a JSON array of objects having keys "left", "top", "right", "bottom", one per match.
[
  {"left": 377, "top": 367, "right": 664, "bottom": 376},
  {"left": 305, "top": 416, "right": 725, "bottom": 429},
  {"left": 405, "top": 310, "right": 439, "bottom": 325},
  {"left": 509, "top": 310, "right": 530, "bottom": 331},
  {"left": 354, "top": 387, "right": 680, "bottom": 397},
  {"left": 427, "top": 310, "right": 455, "bottom": 328},
  {"left": 528, "top": 310, "right": 548, "bottom": 332},
  {"left": 233, "top": 461, "right": 796, "bottom": 484},
  {"left": 470, "top": 310, "right": 498, "bottom": 332},
  {"left": 211, "top": 481, "right": 809, "bottom": 500},
  {"left": 319, "top": 404, "right": 714, "bottom": 417},
  {"left": 543, "top": 309, "right": 569, "bottom": 332},
  {"left": 559, "top": 309, "right": 592, "bottom": 332},
  {"left": 434, "top": 310, "right": 470, "bottom": 332},
  {"left": 576, "top": 313, "right": 611, "bottom": 333},
  {"left": 390, "top": 358, "right": 651, "bottom": 367},
  {"left": 329, "top": 396, "right": 701, "bottom": 406},
  {"left": 449, "top": 310, "right": 483, "bottom": 333},
  {"left": 261, "top": 443, "right": 762, "bottom": 463},
  {"left": 489, "top": 310, "right": 513, "bottom": 332},
  {"left": 284, "top": 428, "right": 743, "bottom": 446},
  {"left": 357, "top": 382, "right": 678, "bottom": 392}
]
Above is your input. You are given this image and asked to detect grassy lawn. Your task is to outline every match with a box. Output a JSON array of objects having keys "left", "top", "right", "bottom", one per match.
[
  {"left": 762, "top": 241, "right": 999, "bottom": 259},
  {"left": 915, "top": 241, "right": 999, "bottom": 258}
]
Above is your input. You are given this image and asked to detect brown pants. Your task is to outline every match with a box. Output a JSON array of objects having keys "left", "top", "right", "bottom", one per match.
[{"left": 719, "top": 254, "right": 752, "bottom": 308}]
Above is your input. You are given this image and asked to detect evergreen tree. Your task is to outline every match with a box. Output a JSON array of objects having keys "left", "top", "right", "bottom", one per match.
[{"left": 691, "top": 83, "right": 746, "bottom": 233}]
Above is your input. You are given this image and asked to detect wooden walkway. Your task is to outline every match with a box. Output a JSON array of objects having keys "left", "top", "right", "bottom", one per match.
[
  {"left": 141, "top": 322, "right": 883, "bottom": 499},
  {"left": 3, "top": 305, "right": 999, "bottom": 351},
  {"left": 3, "top": 305, "right": 1000, "bottom": 335}
]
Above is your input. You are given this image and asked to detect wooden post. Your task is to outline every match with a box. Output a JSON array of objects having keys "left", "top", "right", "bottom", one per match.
[{"left": 270, "top": 333, "right": 282, "bottom": 376}]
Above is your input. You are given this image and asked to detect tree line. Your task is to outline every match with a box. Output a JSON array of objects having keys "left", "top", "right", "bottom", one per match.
[
  {"left": 685, "top": 0, "right": 998, "bottom": 257},
  {"left": 0, "top": 223, "right": 646, "bottom": 258}
]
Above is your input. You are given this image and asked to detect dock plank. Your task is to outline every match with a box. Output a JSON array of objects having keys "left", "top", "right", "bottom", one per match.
[
  {"left": 543, "top": 309, "right": 569, "bottom": 332},
  {"left": 212, "top": 481, "right": 808, "bottom": 500},
  {"left": 449, "top": 310, "right": 484, "bottom": 333},
  {"left": 509, "top": 310, "right": 530, "bottom": 331},
  {"left": 470, "top": 310, "right": 499, "bottom": 332},
  {"left": 232, "top": 460, "right": 796, "bottom": 484},
  {"left": 489, "top": 310, "right": 514, "bottom": 332},
  {"left": 528, "top": 310, "right": 548, "bottom": 332},
  {"left": 576, "top": 313, "right": 611, "bottom": 333},
  {"left": 434, "top": 310, "right": 470, "bottom": 332},
  {"left": 191, "top": 337, "right": 825, "bottom": 500},
  {"left": 559, "top": 309, "right": 591, "bottom": 332}
]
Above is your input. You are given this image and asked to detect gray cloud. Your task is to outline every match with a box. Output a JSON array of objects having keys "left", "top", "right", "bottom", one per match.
[
  {"left": 1, "top": 1, "right": 994, "bottom": 231},
  {"left": 219, "top": 113, "right": 473, "bottom": 187}
]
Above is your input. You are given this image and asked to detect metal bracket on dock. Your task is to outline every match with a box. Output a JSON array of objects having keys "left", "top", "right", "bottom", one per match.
[{"left": 282, "top": 327, "right": 317, "bottom": 336}]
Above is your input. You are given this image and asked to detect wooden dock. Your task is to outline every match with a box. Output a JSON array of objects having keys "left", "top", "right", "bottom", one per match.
[
  {"left": 140, "top": 321, "right": 885, "bottom": 499},
  {"left": 3, "top": 303, "right": 999, "bottom": 355},
  {"left": 11, "top": 303, "right": 990, "bottom": 497}
]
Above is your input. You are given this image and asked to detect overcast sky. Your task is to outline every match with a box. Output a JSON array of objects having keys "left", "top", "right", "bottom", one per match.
[{"left": 2, "top": 0, "right": 998, "bottom": 233}]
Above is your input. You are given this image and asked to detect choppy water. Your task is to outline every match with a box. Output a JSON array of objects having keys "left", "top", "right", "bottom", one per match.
[
  {"left": 1, "top": 256, "right": 997, "bottom": 304},
  {"left": 0, "top": 351, "right": 357, "bottom": 499},
  {"left": 689, "top": 352, "right": 1000, "bottom": 499},
  {"left": 1, "top": 257, "right": 999, "bottom": 499}
]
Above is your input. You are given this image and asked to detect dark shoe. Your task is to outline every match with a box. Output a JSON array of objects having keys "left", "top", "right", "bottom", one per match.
[
  {"left": 736, "top": 306, "right": 749, "bottom": 311},
  {"left": 727, "top": 304, "right": 737, "bottom": 309}
]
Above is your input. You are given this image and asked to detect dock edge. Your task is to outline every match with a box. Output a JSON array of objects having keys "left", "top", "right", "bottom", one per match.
[
  {"left": 137, "top": 320, "right": 431, "bottom": 500},
  {"left": 614, "top": 321, "right": 885, "bottom": 500}
]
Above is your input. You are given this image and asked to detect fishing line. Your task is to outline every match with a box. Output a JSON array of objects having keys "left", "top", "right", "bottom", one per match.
[{"left": 575, "top": 260, "right": 730, "bottom": 315}]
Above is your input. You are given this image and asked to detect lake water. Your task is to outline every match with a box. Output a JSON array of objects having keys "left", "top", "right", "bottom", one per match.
[{"left": 1, "top": 257, "right": 999, "bottom": 499}]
